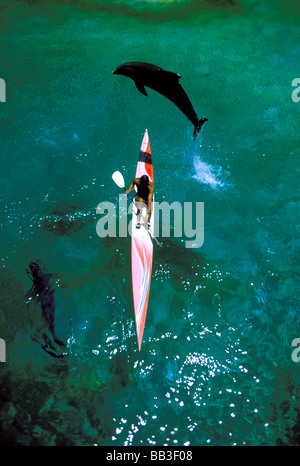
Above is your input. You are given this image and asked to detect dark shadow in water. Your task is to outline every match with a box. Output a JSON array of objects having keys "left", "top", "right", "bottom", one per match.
[
  {"left": 268, "top": 364, "right": 300, "bottom": 446},
  {"left": 20, "top": 0, "right": 242, "bottom": 23},
  {"left": 41, "top": 202, "right": 95, "bottom": 237},
  {"left": 16, "top": 0, "right": 300, "bottom": 25}
]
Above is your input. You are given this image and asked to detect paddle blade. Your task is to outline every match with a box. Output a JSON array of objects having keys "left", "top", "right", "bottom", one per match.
[{"left": 112, "top": 171, "right": 125, "bottom": 189}]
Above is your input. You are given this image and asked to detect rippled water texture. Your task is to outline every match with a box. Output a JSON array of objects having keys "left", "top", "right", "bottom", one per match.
[{"left": 0, "top": 0, "right": 299, "bottom": 446}]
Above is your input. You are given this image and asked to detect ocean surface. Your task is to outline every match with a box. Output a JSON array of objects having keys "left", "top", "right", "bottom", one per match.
[{"left": 0, "top": 0, "right": 299, "bottom": 446}]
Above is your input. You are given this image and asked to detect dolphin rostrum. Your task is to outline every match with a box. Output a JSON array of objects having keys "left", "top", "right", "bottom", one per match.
[{"left": 113, "top": 62, "right": 208, "bottom": 140}]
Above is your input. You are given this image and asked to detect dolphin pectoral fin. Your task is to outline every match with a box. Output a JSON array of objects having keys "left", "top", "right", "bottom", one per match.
[{"left": 134, "top": 80, "right": 148, "bottom": 97}]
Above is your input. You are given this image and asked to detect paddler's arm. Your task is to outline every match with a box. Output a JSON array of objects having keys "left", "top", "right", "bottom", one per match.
[
  {"left": 126, "top": 178, "right": 138, "bottom": 195},
  {"left": 147, "top": 183, "right": 155, "bottom": 216}
]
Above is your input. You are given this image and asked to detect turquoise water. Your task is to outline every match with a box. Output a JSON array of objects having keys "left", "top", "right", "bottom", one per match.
[{"left": 0, "top": 0, "right": 300, "bottom": 446}]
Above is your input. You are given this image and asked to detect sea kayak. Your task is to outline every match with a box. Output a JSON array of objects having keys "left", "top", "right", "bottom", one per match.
[{"left": 131, "top": 129, "right": 154, "bottom": 351}]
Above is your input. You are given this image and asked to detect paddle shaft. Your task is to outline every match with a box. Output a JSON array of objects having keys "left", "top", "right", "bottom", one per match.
[{"left": 123, "top": 187, "right": 140, "bottom": 215}]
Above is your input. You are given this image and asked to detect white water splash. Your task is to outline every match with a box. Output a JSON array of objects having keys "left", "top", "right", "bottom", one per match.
[{"left": 193, "top": 155, "right": 225, "bottom": 189}]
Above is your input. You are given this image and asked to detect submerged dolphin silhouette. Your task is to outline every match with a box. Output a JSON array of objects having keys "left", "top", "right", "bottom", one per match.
[
  {"left": 113, "top": 61, "right": 208, "bottom": 140},
  {"left": 26, "top": 262, "right": 68, "bottom": 359}
]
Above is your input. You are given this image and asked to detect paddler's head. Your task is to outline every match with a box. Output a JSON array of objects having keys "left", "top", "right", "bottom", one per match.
[{"left": 140, "top": 175, "right": 149, "bottom": 185}]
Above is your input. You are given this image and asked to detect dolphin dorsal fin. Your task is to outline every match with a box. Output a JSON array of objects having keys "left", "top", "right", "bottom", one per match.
[{"left": 135, "top": 80, "right": 148, "bottom": 97}]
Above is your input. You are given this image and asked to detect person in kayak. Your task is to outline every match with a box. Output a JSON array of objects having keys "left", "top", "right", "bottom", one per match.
[{"left": 126, "top": 174, "right": 154, "bottom": 229}]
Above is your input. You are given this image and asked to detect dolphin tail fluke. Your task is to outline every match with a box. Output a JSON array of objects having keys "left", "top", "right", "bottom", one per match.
[{"left": 193, "top": 117, "right": 208, "bottom": 140}]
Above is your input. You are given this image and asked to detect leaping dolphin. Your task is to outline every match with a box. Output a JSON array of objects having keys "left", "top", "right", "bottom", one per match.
[{"left": 113, "top": 61, "right": 208, "bottom": 140}]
